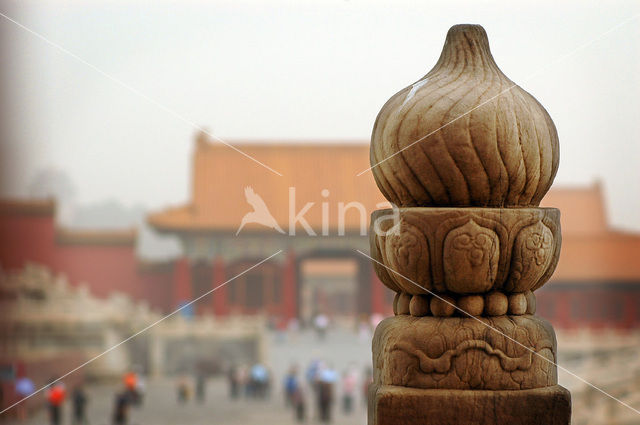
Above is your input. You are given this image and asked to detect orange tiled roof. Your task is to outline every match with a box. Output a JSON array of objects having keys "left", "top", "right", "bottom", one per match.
[
  {"left": 148, "top": 135, "right": 386, "bottom": 233},
  {"left": 539, "top": 183, "right": 640, "bottom": 280},
  {"left": 540, "top": 183, "right": 608, "bottom": 237},
  {"left": 551, "top": 232, "right": 640, "bottom": 281}
]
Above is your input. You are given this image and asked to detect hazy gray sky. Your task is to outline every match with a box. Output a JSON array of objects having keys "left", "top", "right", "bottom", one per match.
[{"left": 2, "top": 0, "right": 639, "bottom": 230}]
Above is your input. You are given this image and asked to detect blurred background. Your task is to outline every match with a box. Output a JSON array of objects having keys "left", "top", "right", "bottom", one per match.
[{"left": 1, "top": 1, "right": 639, "bottom": 424}]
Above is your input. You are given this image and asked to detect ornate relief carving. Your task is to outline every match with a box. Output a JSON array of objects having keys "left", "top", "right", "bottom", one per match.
[
  {"left": 370, "top": 231, "right": 401, "bottom": 293},
  {"left": 373, "top": 218, "right": 433, "bottom": 294},
  {"left": 507, "top": 221, "right": 554, "bottom": 292},
  {"left": 370, "top": 207, "right": 560, "bottom": 295},
  {"left": 373, "top": 315, "right": 557, "bottom": 391},
  {"left": 394, "top": 339, "right": 534, "bottom": 374},
  {"left": 443, "top": 220, "right": 499, "bottom": 293},
  {"left": 381, "top": 222, "right": 431, "bottom": 294}
]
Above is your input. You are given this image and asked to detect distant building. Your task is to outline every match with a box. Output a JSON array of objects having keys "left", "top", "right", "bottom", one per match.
[
  {"left": 538, "top": 186, "right": 640, "bottom": 329},
  {"left": 147, "top": 133, "right": 390, "bottom": 322},
  {"left": 2, "top": 133, "right": 639, "bottom": 329}
]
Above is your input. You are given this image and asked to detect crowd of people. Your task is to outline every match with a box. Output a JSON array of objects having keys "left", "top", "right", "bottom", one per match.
[
  {"left": 225, "top": 359, "right": 372, "bottom": 424},
  {"left": 226, "top": 363, "right": 273, "bottom": 400},
  {"left": 7, "top": 378, "right": 89, "bottom": 425},
  {"left": 5, "top": 314, "right": 378, "bottom": 424},
  {"left": 9, "top": 370, "right": 146, "bottom": 425}
]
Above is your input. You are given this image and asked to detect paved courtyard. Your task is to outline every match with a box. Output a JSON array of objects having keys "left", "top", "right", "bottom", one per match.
[
  {"left": 4, "top": 327, "right": 372, "bottom": 425},
  {"left": 5, "top": 326, "right": 640, "bottom": 425}
]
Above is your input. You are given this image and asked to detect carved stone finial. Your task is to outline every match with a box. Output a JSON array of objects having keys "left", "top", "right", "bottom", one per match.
[
  {"left": 368, "top": 24, "right": 570, "bottom": 425},
  {"left": 371, "top": 24, "right": 559, "bottom": 208}
]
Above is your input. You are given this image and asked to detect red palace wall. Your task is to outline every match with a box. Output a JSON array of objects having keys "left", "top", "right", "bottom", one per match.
[
  {"left": 137, "top": 266, "right": 173, "bottom": 313},
  {"left": 0, "top": 201, "right": 174, "bottom": 312},
  {"left": 537, "top": 283, "right": 640, "bottom": 330},
  {"left": 55, "top": 243, "right": 142, "bottom": 299},
  {"left": 0, "top": 206, "right": 56, "bottom": 270}
]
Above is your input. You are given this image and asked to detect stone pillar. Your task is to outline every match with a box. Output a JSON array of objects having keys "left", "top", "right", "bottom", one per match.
[
  {"left": 367, "top": 25, "right": 570, "bottom": 425},
  {"left": 212, "top": 256, "right": 228, "bottom": 316},
  {"left": 172, "top": 257, "right": 192, "bottom": 308},
  {"left": 282, "top": 250, "right": 297, "bottom": 321}
]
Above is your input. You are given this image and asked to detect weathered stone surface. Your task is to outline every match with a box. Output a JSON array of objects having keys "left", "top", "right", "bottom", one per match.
[
  {"left": 430, "top": 295, "right": 456, "bottom": 317},
  {"left": 370, "top": 24, "right": 559, "bottom": 209},
  {"left": 396, "top": 292, "right": 411, "bottom": 315},
  {"left": 458, "top": 295, "right": 484, "bottom": 316},
  {"left": 367, "top": 23, "right": 569, "bottom": 424},
  {"left": 485, "top": 292, "right": 508, "bottom": 316},
  {"left": 371, "top": 207, "right": 561, "bottom": 295},
  {"left": 372, "top": 315, "right": 557, "bottom": 390},
  {"left": 369, "top": 384, "right": 571, "bottom": 425},
  {"left": 525, "top": 290, "right": 537, "bottom": 314},
  {"left": 508, "top": 293, "right": 528, "bottom": 315},
  {"left": 392, "top": 292, "right": 400, "bottom": 315},
  {"left": 398, "top": 291, "right": 534, "bottom": 318},
  {"left": 409, "top": 294, "right": 430, "bottom": 316}
]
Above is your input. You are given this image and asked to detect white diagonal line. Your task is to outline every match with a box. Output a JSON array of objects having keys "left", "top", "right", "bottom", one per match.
[
  {"left": 359, "top": 84, "right": 516, "bottom": 176},
  {"left": 0, "top": 250, "right": 282, "bottom": 415},
  {"left": 0, "top": 10, "right": 283, "bottom": 177},
  {"left": 357, "top": 249, "right": 640, "bottom": 416},
  {"left": 358, "top": 13, "right": 640, "bottom": 176}
]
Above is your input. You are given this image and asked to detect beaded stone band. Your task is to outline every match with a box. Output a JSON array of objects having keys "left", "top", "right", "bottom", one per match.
[{"left": 393, "top": 291, "right": 536, "bottom": 317}]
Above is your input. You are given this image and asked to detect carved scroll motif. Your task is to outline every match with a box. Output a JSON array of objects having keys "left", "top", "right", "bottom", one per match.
[
  {"left": 381, "top": 222, "right": 431, "bottom": 293},
  {"left": 443, "top": 220, "right": 499, "bottom": 293},
  {"left": 374, "top": 315, "right": 558, "bottom": 391},
  {"left": 507, "top": 221, "right": 554, "bottom": 292},
  {"left": 392, "top": 339, "right": 535, "bottom": 374}
]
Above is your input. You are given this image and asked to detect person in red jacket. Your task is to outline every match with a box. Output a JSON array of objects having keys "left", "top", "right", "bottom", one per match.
[
  {"left": 123, "top": 371, "right": 140, "bottom": 404},
  {"left": 46, "top": 379, "right": 66, "bottom": 425},
  {"left": 123, "top": 371, "right": 137, "bottom": 392}
]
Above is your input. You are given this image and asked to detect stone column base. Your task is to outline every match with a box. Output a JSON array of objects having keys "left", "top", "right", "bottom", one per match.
[{"left": 369, "top": 384, "right": 571, "bottom": 425}]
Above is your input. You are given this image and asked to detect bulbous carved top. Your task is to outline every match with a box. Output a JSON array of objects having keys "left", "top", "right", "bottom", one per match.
[{"left": 370, "top": 24, "right": 559, "bottom": 208}]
